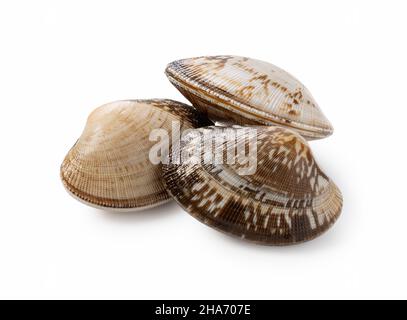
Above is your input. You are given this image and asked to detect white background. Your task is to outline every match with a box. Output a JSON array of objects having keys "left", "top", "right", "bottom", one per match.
[{"left": 0, "top": 0, "right": 406, "bottom": 299}]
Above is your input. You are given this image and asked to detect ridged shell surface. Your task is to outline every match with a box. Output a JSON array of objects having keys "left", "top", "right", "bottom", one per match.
[
  {"left": 163, "top": 126, "right": 342, "bottom": 245},
  {"left": 61, "top": 99, "right": 207, "bottom": 211},
  {"left": 166, "top": 55, "right": 333, "bottom": 140}
]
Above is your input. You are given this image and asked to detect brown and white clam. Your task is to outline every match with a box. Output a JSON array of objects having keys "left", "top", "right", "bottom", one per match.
[
  {"left": 166, "top": 55, "right": 333, "bottom": 140},
  {"left": 60, "top": 99, "right": 208, "bottom": 211},
  {"left": 162, "top": 125, "right": 342, "bottom": 245}
]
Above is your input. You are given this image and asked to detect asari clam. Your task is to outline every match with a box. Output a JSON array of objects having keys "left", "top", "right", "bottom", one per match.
[
  {"left": 60, "top": 99, "right": 208, "bottom": 211},
  {"left": 162, "top": 125, "right": 342, "bottom": 245},
  {"left": 166, "top": 55, "right": 333, "bottom": 140}
]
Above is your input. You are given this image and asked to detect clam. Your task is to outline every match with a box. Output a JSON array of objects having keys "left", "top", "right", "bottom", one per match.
[
  {"left": 166, "top": 55, "right": 333, "bottom": 140},
  {"left": 60, "top": 99, "right": 208, "bottom": 211},
  {"left": 162, "top": 125, "right": 342, "bottom": 245}
]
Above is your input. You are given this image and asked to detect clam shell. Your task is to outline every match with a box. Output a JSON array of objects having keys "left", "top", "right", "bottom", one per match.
[
  {"left": 162, "top": 125, "right": 342, "bottom": 245},
  {"left": 61, "top": 99, "right": 208, "bottom": 211},
  {"left": 166, "top": 55, "right": 333, "bottom": 140}
]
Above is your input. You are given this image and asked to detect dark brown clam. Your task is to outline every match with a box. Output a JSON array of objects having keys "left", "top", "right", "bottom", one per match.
[{"left": 162, "top": 125, "right": 342, "bottom": 245}]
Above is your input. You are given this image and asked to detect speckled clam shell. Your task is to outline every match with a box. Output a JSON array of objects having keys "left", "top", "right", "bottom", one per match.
[
  {"left": 61, "top": 99, "right": 208, "bottom": 211},
  {"left": 166, "top": 55, "right": 333, "bottom": 140},
  {"left": 163, "top": 126, "right": 342, "bottom": 245}
]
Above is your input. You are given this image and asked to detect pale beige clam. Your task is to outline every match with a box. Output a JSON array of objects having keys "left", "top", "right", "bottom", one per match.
[
  {"left": 166, "top": 55, "right": 333, "bottom": 140},
  {"left": 60, "top": 99, "right": 208, "bottom": 211},
  {"left": 163, "top": 125, "right": 342, "bottom": 245}
]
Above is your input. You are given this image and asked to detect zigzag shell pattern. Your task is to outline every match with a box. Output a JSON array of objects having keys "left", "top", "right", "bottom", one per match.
[
  {"left": 163, "top": 126, "right": 342, "bottom": 245},
  {"left": 166, "top": 55, "right": 333, "bottom": 140},
  {"left": 60, "top": 99, "right": 207, "bottom": 211}
]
